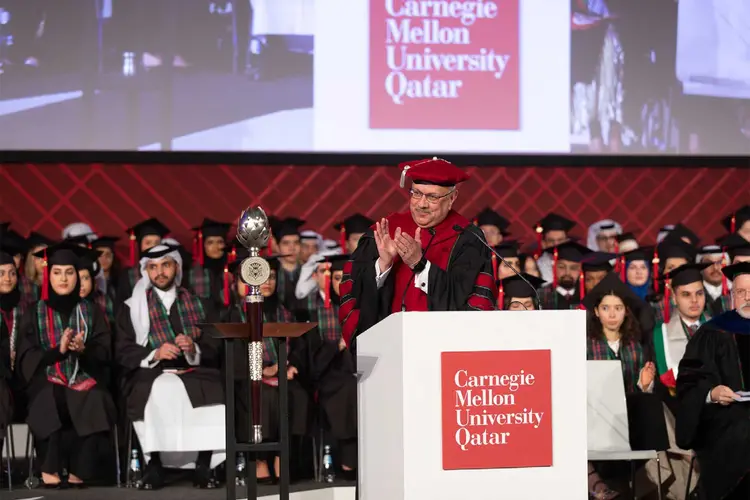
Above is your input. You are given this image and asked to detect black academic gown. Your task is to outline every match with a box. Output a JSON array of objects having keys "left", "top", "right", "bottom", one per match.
[
  {"left": 16, "top": 306, "right": 116, "bottom": 440},
  {"left": 675, "top": 311, "right": 750, "bottom": 500},
  {"left": 344, "top": 222, "right": 494, "bottom": 348},
  {"left": 223, "top": 304, "right": 309, "bottom": 442},
  {"left": 115, "top": 294, "right": 224, "bottom": 422},
  {"left": 0, "top": 324, "right": 11, "bottom": 438}
]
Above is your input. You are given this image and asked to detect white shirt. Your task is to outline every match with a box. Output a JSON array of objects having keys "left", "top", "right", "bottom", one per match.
[
  {"left": 374, "top": 260, "right": 431, "bottom": 295},
  {"left": 703, "top": 281, "right": 725, "bottom": 302},
  {"left": 140, "top": 286, "right": 201, "bottom": 368},
  {"left": 556, "top": 286, "right": 576, "bottom": 298}
]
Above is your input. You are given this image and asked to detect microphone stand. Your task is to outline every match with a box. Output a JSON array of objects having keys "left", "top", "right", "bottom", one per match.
[
  {"left": 453, "top": 224, "right": 543, "bottom": 310},
  {"left": 401, "top": 227, "right": 437, "bottom": 312}
]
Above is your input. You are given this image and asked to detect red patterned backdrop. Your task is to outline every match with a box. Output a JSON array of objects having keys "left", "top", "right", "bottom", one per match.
[{"left": 1, "top": 163, "right": 748, "bottom": 251}]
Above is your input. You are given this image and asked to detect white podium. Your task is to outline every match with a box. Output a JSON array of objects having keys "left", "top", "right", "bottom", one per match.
[{"left": 356, "top": 310, "right": 588, "bottom": 500}]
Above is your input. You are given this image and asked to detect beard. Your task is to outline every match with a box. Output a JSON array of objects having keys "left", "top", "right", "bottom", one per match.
[
  {"left": 559, "top": 276, "right": 577, "bottom": 290},
  {"left": 152, "top": 274, "right": 177, "bottom": 291},
  {"left": 737, "top": 301, "right": 750, "bottom": 319}
]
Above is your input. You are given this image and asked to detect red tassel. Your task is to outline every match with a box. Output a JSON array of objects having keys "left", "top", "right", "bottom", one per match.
[
  {"left": 129, "top": 231, "right": 136, "bottom": 267},
  {"left": 731, "top": 214, "right": 737, "bottom": 234},
  {"left": 41, "top": 249, "right": 49, "bottom": 302},
  {"left": 497, "top": 281, "right": 504, "bottom": 310},
  {"left": 552, "top": 247, "right": 559, "bottom": 289},
  {"left": 619, "top": 256, "right": 626, "bottom": 282},
  {"left": 652, "top": 249, "right": 660, "bottom": 293},
  {"left": 198, "top": 231, "right": 204, "bottom": 267},
  {"left": 579, "top": 269, "right": 586, "bottom": 309},
  {"left": 535, "top": 225, "right": 543, "bottom": 260},
  {"left": 491, "top": 254, "right": 498, "bottom": 283},
  {"left": 340, "top": 226, "right": 347, "bottom": 252},
  {"left": 614, "top": 240, "right": 619, "bottom": 255},
  {"left": 223, "top": 266, "right": 230, "bottom": 307},
  {"left": 230, "top": 248, "right": 237, "bottom": 264},
  {"left": 323, "top": 269, "right": 331, "bottom": 309},
  {"left": 664, "top": 282, "right": 671, "bottom": 324},
  {"left": 721, "top": 250, "right": 729, "bottom": 296}
]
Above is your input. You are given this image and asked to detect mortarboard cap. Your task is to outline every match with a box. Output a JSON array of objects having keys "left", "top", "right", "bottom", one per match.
[
  {"left": 720, "top": 233, "right": 750, "bottom": 261},
  {"left": 25, "top": 231, "right": 55, "bottom": 250},
  {"left": 334, "top": 214, "right": 375, "bottom": 237},
  {"left": 78, "top": 248, "right": 104, "bottom": 275},
  {"left": 534, "top": 212, "right": 576, "bottom": 235},
  {"left": 33, "top": 241, "right": 91, "bottom": 268},
  {"left": 92, "top": 236, "right": 119, "bottom": 250},
  {"left": 0, "top": 250, "right": 14, "bottom": 266},
  {"left": 474, "top": 208, "right": 511, "bottom": 235},
  {"left": 271, "top": 217, "right": 305, "bottom": 242},
  {"left": 3, "top": 228, "right": 27, "bottom": 256},
  {"left": 722, "top": 205, "right": 750, "bottom": 233},
  {"left": 661, "top": 262, "right": 711, "bottom": 288},
  {"left": 722, "top": 261, "right": 750, "bottom": 281},
  {"left": 65, "top": 233, "right": 94, "bottom": 247},
  {"left": 126, "top": 218, "right": 171, "bottom": 241},
  {"left": 581, "top": 252, "right": 616, "bottom": 272},
  {"left": 669, "top": 223, "right": 700, "bottom": 246},
  {"left": 657, "top": 234, "right": 697, "bottom": 262},
  {"left": 494, "top": 240, "right": 520, "bottom": 259},
  {"left": 319, "top": 254, "right": 351, "bottom": 273},
  {"left": 582, "top": 272, "right": 645, "bottom": 312},
  {"left": 398, "top": 157, "right": 470, "bottom": 188},
  {"left": 544, "top": 240, "right": 592, "bottom": 263},
  {"left": 500, "top": 273, "right": 546, "bottom": 299},
  {"left": 192, "top": 218, "right": 233, "bottom": 239},
  {"left": 623, "top": 246, "right": 655, "bottom": 262},
  {"left": 616, "top": 232, "right": 638, "bottom": 244},
  {"left": 141, "top": 244, "right": 182, "bottom": 261}
]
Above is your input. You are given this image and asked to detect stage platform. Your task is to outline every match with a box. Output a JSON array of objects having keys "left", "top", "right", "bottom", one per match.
[{"left": 4, "top": 481, "right": 355, "bottom": 500}]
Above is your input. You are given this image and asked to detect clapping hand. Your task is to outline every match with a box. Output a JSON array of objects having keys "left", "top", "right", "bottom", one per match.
[
  {"left": 174, "top": 334, "right": 196, "bottom": 355},
  {"left": 59, "top": 328, "right": 73, "bottom": 354},
  {"left": 638, "top": 362, "right": 656, "bottom": 390},
  {"left": 394, "top": 227, "right": 423, "bottom": 269},
  {"left": 374, "top": 219, "right": 398, "bottom": 270},
  {"left": 68, "top": 332, "right": 86, "bottom": 353}
]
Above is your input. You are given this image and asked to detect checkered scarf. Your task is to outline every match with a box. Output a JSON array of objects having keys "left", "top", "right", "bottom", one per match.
[
  {"left": 93, "top": 290, "right": 115, "bottom": 326},
  {"left": 146, "top": 287, "right": 205, "bottom": 351},
  {"left": 36, "top": 300, "right": 97, "bottom": 391},
  {"left": 308, "top": 293, "right": 341, "bottom": 342},
  {"left": 586, "top": 335, "right": 646, "bottom": 394},
  {"left": 1, "top": 301, "right": 25, "bottom": 371},
  {"left": 235, "top": 300, "right": 292, "bottom": 365},
  {"left": 188, "top": 265, "right": 212, "bottom": 299}
]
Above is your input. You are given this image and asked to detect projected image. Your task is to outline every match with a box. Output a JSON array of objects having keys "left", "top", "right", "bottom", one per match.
[
  {"left": 570, "top": 0, "right": 750, "bottom": 155},
  {"left": 0, "top": 0, "right": 313, "bottom": 151}
]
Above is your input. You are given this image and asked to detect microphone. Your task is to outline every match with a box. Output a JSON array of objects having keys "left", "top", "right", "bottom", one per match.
[
  {"left": 401, "top": 227, "right": 437, "bottom": 312},
  {"left": 453, "top": 224, "right": 543, "bottom": 311}
]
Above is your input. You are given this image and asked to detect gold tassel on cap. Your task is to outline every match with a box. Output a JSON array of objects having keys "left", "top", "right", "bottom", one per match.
[{"left": 399, "top": 165, "right": 411, "bottom": 188}]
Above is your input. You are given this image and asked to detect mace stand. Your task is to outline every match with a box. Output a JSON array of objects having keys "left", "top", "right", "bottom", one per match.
[{"left": 201, "top": 322, "right": 314, "bottom": 500}]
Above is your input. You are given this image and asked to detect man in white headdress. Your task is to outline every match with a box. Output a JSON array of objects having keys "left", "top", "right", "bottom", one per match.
[
  {"left": 295, "top": 248, "right": 343, "bottom": 300},
  {"left": 586, "top": 219, "right": 622, "bottom": 252},
  {"left": 299, "top": 230, "right": 324, "bottom": 264},
  {"left": 115, "top": 244, "right": 225, "bottom": 490},
  {"left": 62, "top": 222, "right": 98, "bottom": 243}
]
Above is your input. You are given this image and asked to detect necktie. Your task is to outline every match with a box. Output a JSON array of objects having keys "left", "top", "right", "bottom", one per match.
[{"left": 687, "top": 323, "right": 699, "bottom": 337}]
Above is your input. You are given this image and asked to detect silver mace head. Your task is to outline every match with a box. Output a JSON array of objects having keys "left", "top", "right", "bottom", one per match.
[{"left": 236, "top": 206, "right": 272, "bottom": 288}]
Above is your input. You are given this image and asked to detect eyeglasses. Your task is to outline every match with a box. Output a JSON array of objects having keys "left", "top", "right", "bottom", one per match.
[
  {"left": 734, "top": 289, "right": 749, "bottom": 301},
  {"left": 409, "top": 188, "right": 455, "bottom": 204}
]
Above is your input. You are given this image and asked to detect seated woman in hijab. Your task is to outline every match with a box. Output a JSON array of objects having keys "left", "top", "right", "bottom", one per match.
[
  {"left": 16, "top": 242, "right": 116, "bottom": 489},
  {"left": 222, "top": 252, "right": 309, "bottom": 484},
  {"left": 583, "top": 272, "right": 656, "bottom": 500},
  {"left": 78, "top": 248, "right": 115, "bottom": 326}
]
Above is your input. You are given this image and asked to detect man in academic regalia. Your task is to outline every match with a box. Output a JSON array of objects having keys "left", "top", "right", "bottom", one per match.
[
  {"left": 580, "top": 251, "right": 615, "bottom": 294},
  {"left": 537, "top": 241, "right": 592, "bottom": 310},
  {"left": 334, "top": 214, "right": 375, "bottom": 254},
  {"left": 299, "top": 230, "right": 323, "bottom": 264},
  {"left": 676, "top": 262, "right": 750, "bottom": 500},
  {"left": 272, "top": 218, "right": 306, "bottom": 313},
  {"left": 721, "top": 204, "right": 750, "bottom": 242},
  {"left": 711, "top": 235, "right": 750, "bottom": 315},
  {"left": 473, "top": 207, "right": 511, "bottom": 247},
  {"left": 650, "top": 235, "right": 699, "bottom": 323},
  {"left": 697, "top": 244, "right": 731, "bottom": 304},
  {"left": 0, "top": 246, "right": 19, "bottom": 454},
  {"left": 115, "top": 244, "right": 224, "bottom": 490},
  {"left": 116, "top": 218, "right": 171, "bottom": 304},
  {"left": 494, "top": 240, "right": 522, "bottom": 281},
  {"left": 340, "top": 158, "right": 496, "bottom": 347},
  {"left": 187, "top": 218, "right": 234, "bottom": 313},
  {"left": 532, "top": 212, "right": 577, "bottom": 283}
]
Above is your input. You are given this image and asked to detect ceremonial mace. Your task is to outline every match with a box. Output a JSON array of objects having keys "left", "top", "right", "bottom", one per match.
[{"left": 236, "top": 206, "right": 272, "bottom": 444}]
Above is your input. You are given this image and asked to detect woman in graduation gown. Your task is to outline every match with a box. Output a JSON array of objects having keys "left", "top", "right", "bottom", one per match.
[
  {"left": 583, "top": 272, "right": 658, "bottom": 500},
  {"left": 16, "top": 242, "right": 116, "bottom": 488},
  {"left": 78, "top": 248, "right": 116, "bottom": 326},
  {"left": 0, "top": 248, "right": 20, "bottom": 454},
  {"left": 223, "top": 253, "right": 309, "bottom": 483}
]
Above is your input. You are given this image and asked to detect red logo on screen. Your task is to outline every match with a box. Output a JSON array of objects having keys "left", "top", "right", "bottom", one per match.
[
  {"left": 369, "top": 0, "right": 520, "bottom": 130},
  {"left": 441, "top": 350, "right": 552, "bottom": 470}
]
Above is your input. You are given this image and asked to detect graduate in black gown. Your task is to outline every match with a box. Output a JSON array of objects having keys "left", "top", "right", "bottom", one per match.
[
  {"left": 223, "top": 252, "right": 309, "bottom": 483},
  {"left": 115, "top": 244, "right": 223, "bottom": 490},
  {"left": 0, "top": 247, "right": 19, "bottom": 453},
  {"left": 116, "top": 218, "right": 170, "bottom": 304},
  {"left": 16, "top": 242, "right": 116, "bottom": 488},
  {"left": 187, "top": 219, "right": 233, "bottom": 313},
  {"left": 676, "top": 262, "right": 750, "bottom": 500}
]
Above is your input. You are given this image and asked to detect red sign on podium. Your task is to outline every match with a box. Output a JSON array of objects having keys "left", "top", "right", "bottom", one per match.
[
  {"left": 369, "top": 0, "right": 520, "bottom": 130},
  {"left": 441, "top": 350, "right": 553, "bottom": 470}
]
